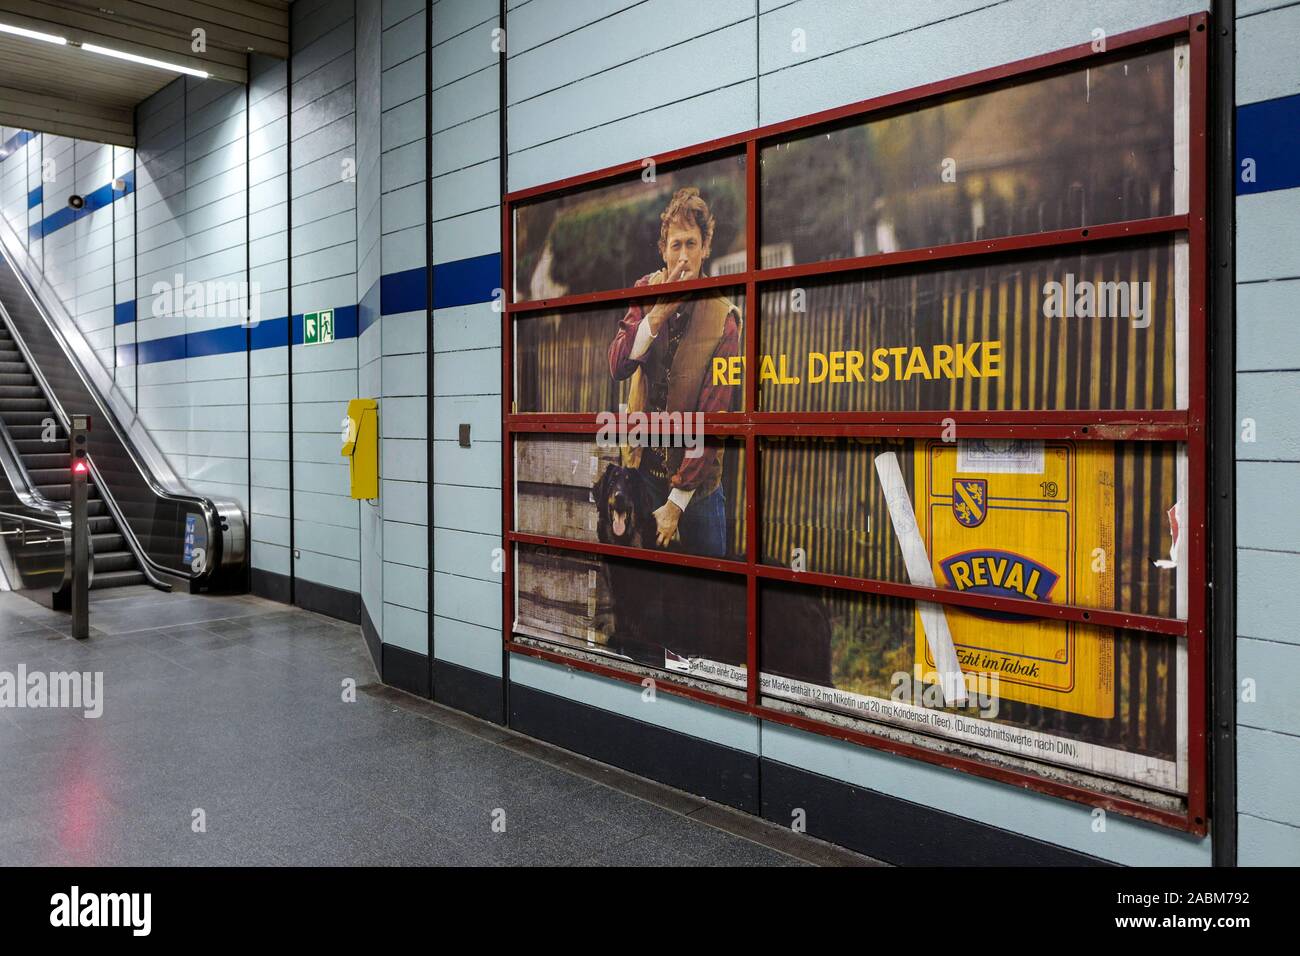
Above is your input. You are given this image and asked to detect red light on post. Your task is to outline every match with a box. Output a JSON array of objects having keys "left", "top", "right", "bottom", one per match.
[{"left": 72, "top": 460, "right": 88, "bottom": 475}]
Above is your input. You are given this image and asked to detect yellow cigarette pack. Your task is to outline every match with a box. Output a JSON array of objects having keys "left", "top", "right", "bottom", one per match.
[{"left": 914, "top": 440, "right": 1116, "bottom": 718}]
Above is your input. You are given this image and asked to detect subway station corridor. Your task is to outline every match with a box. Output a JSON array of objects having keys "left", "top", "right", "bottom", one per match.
[
  {"left": 0, "top": 588, "right": 866, "bottom": 866},
  {"left": 0, "top": 0, "right": 1291, "bottom": 894}
]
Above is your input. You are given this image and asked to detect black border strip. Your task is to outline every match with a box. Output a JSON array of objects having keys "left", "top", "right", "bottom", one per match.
[{"left": 1209, "top": 0, "right": 1237, "bottom": 867}]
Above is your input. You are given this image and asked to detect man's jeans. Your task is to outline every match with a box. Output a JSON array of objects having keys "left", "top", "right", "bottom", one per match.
[
  {"left": 677, "top": 484, "right": 727, "bottom": 557},
  {"left": 635, "top": 468, "right": 728, "bottom": 558}
]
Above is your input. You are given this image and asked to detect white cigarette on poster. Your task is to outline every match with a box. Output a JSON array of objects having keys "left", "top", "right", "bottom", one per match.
[{"left": 873, "top": 451, "right": 968, "bottom": 707}]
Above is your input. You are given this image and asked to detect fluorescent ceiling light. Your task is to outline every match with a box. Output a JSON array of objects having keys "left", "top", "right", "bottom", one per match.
[
  {"left": 81, "top": 43, "right": 208, "bottom": 78},
  {"left": 0, "top": 22, "right": 68, "bottom": 45}
]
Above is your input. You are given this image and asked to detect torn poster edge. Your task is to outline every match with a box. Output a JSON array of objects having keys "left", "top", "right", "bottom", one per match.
[{"left": 873, "top": 450, "right": 968, "bottom": 706}]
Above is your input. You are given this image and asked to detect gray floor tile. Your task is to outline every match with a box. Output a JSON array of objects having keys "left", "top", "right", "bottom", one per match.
[{"left": 0, "top": 589, "right": 865, "bottom": 867}]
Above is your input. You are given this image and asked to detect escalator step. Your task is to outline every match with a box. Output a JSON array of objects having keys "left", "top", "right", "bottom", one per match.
[
  {"left": 92, "top": 551, "right": 137, "bottom": 573},
  {"left": 18, "top": 453, "right": 67, "bottom": 469},
  {"left": 0, "top": 385, "right": 42, "bottom": 399},
  {"left": 12, "top": 435, "right": 66, "bottom": 448},
  {"left": 0, "top": 363, "right": 28, "bottom": 374},
  {"left": 25, "top": 467, "right": 69, "bottom": 485},
  {"left": 92, "top": 533, "right": 125, "bottom": 552},
  {"left": 3, "top": 411, "right": 59, "bottom": 425},
  {"left": 88, "top": 516, "right": 114, "bottom": 534},
  {"left": 0, "top": 374, "right": 35, "bottom": 387},
  {"left": 90, "top": 569, "right": 145, "bottom": 590},
  {"left": 0, "top": 398, "right": 52, "bottom": 411}
]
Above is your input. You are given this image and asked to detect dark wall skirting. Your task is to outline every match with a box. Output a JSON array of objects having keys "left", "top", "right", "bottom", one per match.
[
  {"left": 508, "top": 682, "right": 760, "bottom": 814},
  {"left": 250, "top": 567, "right": 292, "bottom": 605},
  {"left": 294, "top": 576, "right": 361, "bottom": 624},
  {"left": 759, "top": 758, "right": 1113, "bottom": 866},
  {"left": 382, "top": 643, "right": 431, "bottom": 698},
  {"left": 361, "top": 600, "right": 381, "bottom": 674},
  {"left": 250, "top": 568, "right": 360, "bottom": 624},
  {"left": 433, "top": 659, "right": 504, "bottom": 725}
]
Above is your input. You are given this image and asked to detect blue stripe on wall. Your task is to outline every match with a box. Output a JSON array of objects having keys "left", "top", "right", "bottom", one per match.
[
  {"left": 381, "top": 266, "right": 427, "bottom": 316},
  {"left": 27, "top": 186, "right": 41, "bottom": 209},
  {"left": 359, "top": 279, "right": 381, "bottom": 334},
  {"left": 1237, "top": 94, "right": 1300, "bottom": 196},
  {"left": 29, "top": 169, "right": 134, "bottom": 242},
  {"left": 0, "top": 130, "right": 33, "bottom": 160},
  {"left": 113, "top": 301, "right": 136, "bottom": 326},
  {"left": 433, "top": 253, "right": 499, "bottom": 310},
  {"left": 117, "top": 258, "right": 492, "bottom": 367}
]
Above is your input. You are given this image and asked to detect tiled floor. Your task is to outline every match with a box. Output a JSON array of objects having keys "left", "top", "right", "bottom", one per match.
[{"left": 0, "top": 586, "right": 873, "bottom": 866}]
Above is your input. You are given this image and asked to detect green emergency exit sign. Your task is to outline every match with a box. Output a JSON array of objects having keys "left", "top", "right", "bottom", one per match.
[{"left": 304, "top": 309, "right": 334, "bottom": 346}]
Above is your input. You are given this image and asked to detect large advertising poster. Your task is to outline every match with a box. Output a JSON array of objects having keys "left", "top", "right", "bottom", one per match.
[
  {"left": 757, "top": 436, "right": 1184, "bottom": 790},
  {"left": 508, "top": 41, "right": 1193, "bottom": 805}
]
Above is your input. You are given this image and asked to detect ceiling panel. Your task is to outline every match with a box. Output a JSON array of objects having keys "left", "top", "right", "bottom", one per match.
[{"left": 0, "top": 0, "right": 288, "bottom": 145}]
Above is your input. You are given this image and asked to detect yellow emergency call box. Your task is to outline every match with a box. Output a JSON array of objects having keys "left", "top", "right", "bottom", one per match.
[{"left": 341, "top": 398, "right": 378, "bottom": 500}]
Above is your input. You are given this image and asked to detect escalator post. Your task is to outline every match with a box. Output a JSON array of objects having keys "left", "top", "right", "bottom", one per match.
[{"left": 70, "top": 414, "right": 90, "bottom": 640}]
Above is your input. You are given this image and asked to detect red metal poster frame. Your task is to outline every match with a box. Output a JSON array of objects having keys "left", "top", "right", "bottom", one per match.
[{"left": 500, "top": 14, "right": 1210, "bottom": 834}]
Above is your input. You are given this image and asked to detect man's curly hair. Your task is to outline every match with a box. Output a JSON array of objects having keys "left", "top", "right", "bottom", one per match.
[{"left": 657, "top": 187, "right": 715, "bottom": 259}]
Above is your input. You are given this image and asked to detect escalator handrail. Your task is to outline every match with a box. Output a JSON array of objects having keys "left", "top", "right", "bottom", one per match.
[
  {"left": 0, "top": 417, "right": 74, "bottom": 592},
  {"left": 0, "top": 226, "right": 243, "bottom": 585},
  {"left": 0, "top": 296, "right": 176, "bottom": 589}
]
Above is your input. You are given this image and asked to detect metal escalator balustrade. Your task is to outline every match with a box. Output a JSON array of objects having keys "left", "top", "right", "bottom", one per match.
[
  {"left": 0, "top": 235, "right": 247, "bottom": 593},
  {"left": 0, "top": 319, "right": 143, "bottom": 590}
]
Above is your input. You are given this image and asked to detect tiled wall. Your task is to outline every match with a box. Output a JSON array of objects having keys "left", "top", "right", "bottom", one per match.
[
  {"left": 2, "top": 0, "right": 1288, "bottom": 866},
  {"left": 1233, "top": 0, "right": 1300, "bottom": 867},
  {"left": 377, "top": 0, "right": 432, "bottom": 656},
  {"left": 0, "top": 129, "right": 133, "bottom": 387},
  {"left": 289, "top": 0, "right": 361, "bottom": 597},
  {"left": 248, "top": 54, "right": 293, "bottom": 594},
  {"left": 430, "top": 0, "right": 502, "bottom": 679},
  {"left": 135, "top": 78, "right": 251, "bottom": 511}
]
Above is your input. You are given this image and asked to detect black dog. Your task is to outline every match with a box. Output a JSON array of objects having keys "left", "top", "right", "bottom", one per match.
[
  {"left": 593, "top": 463, "right": 657, "bottom": 551},
  {"left": 592, "top": 463, "right": 666, "bottom": 665},
  {"left": 591, "top": 464, "right": 832, "bottom": 685}
]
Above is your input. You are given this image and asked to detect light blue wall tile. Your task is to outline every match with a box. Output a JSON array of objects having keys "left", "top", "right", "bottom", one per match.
[
  {"left": 1238, "top": 637, "right": 1300, "bottom": 736},
  {"left": 1237, "top": 279, "right": 1300, "bottom": 372},
  {"left": 1238, "top": 814, "right": 1300, "bottom": 866},
  {"left": 434, "top": 614, "right": 502, "bottom": 675},
  {"left": 1237, "top": 189, "right": 1300, "bottom": 284},
  {"left": 1237, "top": 3, "right": 1300, "bottom": 104},
  {"left": 384, "top": 603, "right": 428, "bottom": 652},
  {"left": 1238, "top": 727, "right": 1300, "bottom": 828}
]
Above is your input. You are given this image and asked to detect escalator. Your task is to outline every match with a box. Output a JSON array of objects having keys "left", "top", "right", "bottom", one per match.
[
  {"left": 0, "top": 225, "right": 247, "bottom": 603},
  {"left": 0, "top": 319, "right": 144, "bottom": 589}
]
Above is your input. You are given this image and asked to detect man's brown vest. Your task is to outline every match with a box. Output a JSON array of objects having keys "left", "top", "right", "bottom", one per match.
[{"left": 621, "top": 292, "right": 740, "bottom": 496}]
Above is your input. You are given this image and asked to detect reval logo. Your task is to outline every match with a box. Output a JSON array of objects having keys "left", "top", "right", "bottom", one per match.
[
  {"left": 49, "top": 886, "right": 151, "bottom": 937},
  {"left": 939, "top": 549, "right": 1059, "bottom": 621}
]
